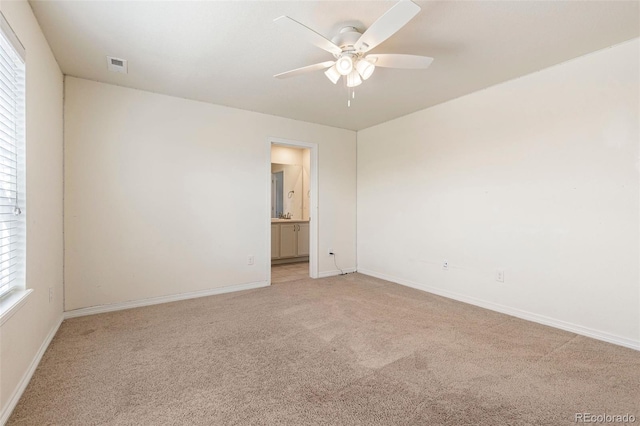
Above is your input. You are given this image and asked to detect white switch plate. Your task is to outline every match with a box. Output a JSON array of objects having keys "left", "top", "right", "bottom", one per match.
[
  {"left": 48, "top": 287, "right": 53, "bottom": 303},
  {"left": 496, "top": 269, "right": 505, "bottom": 283},
  {"left": 442, "top": 260, "right": 449, "bottom": 270},
  {"left": 248, "top": 255, "right": 254, "bottom": 265}
]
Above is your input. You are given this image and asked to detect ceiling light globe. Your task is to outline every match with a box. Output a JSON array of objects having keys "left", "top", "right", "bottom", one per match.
[
  {"left": 346, "top": 70, "right": 362, "bottom": 88},
  {"left": 336, "top": 56, "right": 353, "bottom": 76},
  {"left": 356, "top": 59, "right": 375, "bottom": 80},
  {"left": 324, "top": 65, "right": 340, "bottom": 84}
]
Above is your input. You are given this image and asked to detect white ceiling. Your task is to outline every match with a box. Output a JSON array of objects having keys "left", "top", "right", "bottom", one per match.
[{"left": 29, "top": 1, "right": 639, "bottom": 131}]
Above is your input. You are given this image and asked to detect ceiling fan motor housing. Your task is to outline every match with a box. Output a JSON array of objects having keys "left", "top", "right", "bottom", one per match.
[{"left": 331, "top": 26, "right": 362, "bottom": 54}]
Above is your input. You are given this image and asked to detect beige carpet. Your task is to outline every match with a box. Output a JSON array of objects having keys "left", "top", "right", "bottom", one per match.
[{"left": 8, "top": 273, "right": 640, "bottom": 425}]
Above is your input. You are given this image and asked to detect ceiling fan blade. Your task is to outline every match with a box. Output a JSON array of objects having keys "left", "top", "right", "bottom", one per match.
[
  {"left": 366, "top": 54, "right": 433, "bottom": 69},
  {"left": 274, "top": 16, "right": 342, "bottom": 55},
  {"left": 274, "top": 61, "right": 336, "bottom": 79},
  {"left": 354, "top": 1, "right": 421, "bottom": 53}
]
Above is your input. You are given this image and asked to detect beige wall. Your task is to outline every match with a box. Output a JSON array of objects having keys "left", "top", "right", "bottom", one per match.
[
  {"left": 271, "top": 145, "right": 303, "bottom": 165},
  {"left": 0, "top": 0, "right": 64, "bottom": 419},
  {"left": 64, "top": 77, "right": 356, "bottom": 311},
  {"left": 357, "top": 39, "right": 640, "bottom": 348}
]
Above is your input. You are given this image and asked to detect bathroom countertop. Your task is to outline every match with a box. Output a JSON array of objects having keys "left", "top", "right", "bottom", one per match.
[{"left": 271, "top": 219, "right": 309, "bottom": 223}]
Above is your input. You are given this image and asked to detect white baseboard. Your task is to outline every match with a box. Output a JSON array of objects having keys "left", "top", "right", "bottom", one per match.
[
  {"left": 64, "top": 281, "right": 269, "bottom": 319},
  {"left": 317, "top": 267, "right": 357, "bottom": 278},
  {"left": 1, "top": 315, "right": 63, "bottom": 426},
  {"left": 358, "top": 268, "right": 640, "bottom": 351}
]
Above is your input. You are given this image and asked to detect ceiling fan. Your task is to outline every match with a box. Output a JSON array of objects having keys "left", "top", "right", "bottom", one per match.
[{"left": 273, "top": 0, "right": 433, "bottom": 99}]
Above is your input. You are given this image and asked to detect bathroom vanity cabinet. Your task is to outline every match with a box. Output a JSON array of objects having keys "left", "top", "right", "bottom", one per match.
[{"left": 271, "top": 220, "right": 309, "bottom": 263}]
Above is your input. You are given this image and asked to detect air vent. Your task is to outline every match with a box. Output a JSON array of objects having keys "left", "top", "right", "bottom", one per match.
[{"left": 107, "top": 56, "right": 127, "bottom": 74}]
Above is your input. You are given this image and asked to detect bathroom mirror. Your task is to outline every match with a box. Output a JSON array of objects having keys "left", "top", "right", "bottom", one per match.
[{"left": 271, "top": 163, "right": 304, "bottom": 219}]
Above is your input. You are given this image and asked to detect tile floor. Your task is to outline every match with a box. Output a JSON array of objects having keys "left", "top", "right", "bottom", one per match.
[{"left": 271, "top": 262, "right": 309, "bottom": 284}]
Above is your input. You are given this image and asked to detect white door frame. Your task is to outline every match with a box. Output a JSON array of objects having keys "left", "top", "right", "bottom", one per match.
[{"left": 266, "top": 137, "right": 319, "bottom": 281}]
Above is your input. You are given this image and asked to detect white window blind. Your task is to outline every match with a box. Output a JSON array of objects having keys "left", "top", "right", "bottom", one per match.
[{"left": 0, "top": 12, "right": 25, "bottom": 299}]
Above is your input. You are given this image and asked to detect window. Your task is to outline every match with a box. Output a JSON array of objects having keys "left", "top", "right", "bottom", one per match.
[{"left": 0, "top": 12, "right": 25, "bottom": 299}]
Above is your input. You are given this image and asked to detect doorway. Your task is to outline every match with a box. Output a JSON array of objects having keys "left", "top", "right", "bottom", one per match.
[{"left": 267, "top": 138, "right": 318, "bottom": 283}]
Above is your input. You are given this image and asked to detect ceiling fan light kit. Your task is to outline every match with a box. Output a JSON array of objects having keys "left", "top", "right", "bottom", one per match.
[{"left": 274, "top": 0, "right": 433, "bottom": 106}]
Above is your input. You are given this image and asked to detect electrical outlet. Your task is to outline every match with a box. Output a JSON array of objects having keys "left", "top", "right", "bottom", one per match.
[
  {"left": 247, "top": 255, "right": 254, "bottom": 265},
  {"left": 496, "top": 269, "right": 505, "bottom": 283},
  {"left": 48, "top": 287, "right": 53, "bottom": 303},
  {"left": 442, "top": 260, "right": 449, "bottom": 270},
  {"left": 328, "top": 248, "right": 334, "bottom": 256}
]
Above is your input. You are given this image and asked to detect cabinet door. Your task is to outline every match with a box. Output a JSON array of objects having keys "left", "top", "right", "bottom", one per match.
[
  {"left": 296, "top": 223, "right": 310, "bottom": 256},
  {"left": 279, "top": 224, "right": 297, "bottom": 258},
  {"left": 271, "top": 224, "right": 280, "bottom": 259}
]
